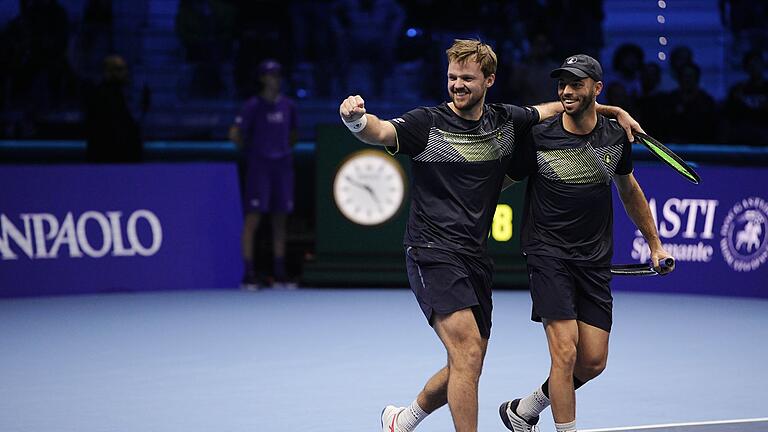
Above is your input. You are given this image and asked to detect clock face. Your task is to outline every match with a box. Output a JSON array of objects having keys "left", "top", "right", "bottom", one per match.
[{"left": 333, "top": 149, "right": 406, "bottom": 226}]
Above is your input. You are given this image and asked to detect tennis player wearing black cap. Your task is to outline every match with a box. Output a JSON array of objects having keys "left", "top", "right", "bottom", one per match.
[
  {"left": 498, "top": 54, "right": 673, "bottom": 432},
  {"left": 340, "top": 42, "right": 645, "bottom": 432}
]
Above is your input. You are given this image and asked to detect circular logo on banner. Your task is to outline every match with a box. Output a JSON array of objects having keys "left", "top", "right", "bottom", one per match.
[{"left": 720, "top": 197, "right": 768, "bottom": 272}]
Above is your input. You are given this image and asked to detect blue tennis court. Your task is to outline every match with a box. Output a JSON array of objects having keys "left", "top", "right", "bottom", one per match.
[{"left": 1, "top": 288, "right": 766, "bottom": 431}]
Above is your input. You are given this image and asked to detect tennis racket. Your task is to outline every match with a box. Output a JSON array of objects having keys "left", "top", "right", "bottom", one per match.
[
  {"left": 610, "top": 257, "right": 675, "bottom": 276},
  {"left": 634, "top": 132, "right": 700, "bottom": 184}
]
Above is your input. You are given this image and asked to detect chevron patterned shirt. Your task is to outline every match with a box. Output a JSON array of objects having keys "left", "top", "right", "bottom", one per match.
[
  {"left": 387, "top": 102, "right": 539, "bottom": 255},
  {"left": 510, "top": 114, "right": 633, "bottom": 265}
]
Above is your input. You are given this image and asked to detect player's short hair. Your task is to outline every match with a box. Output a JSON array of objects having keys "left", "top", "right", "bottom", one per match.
[{"left": 446, "top": 39, "right": 497, "bottom": 77}]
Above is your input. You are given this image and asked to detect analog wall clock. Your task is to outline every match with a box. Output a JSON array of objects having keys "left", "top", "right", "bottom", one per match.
[{"left": 332, "top": 149, "right": 406, "bottom": 226}]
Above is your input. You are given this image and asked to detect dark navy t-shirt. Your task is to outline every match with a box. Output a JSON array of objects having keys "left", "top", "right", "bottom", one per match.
[
  {"left": 508, "top": 114, "right": 633, "bottom": 265},
  {"left": 388, "top": 102, "right": 539, "bottom": 256}
]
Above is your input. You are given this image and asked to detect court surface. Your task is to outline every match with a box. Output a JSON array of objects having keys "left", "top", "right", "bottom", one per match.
[{"left": 1, "top": 289, "right": 766, "bottom": 432}]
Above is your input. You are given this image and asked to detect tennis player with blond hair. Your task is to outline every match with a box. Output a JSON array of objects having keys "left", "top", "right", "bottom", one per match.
[{"left": 339, "top": 40, "right": 641, "bottom": 432}]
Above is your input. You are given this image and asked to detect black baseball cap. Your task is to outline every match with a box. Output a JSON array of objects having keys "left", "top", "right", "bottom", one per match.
[{"left": 550, "top": 54, "right": 603, "bottom": 81}]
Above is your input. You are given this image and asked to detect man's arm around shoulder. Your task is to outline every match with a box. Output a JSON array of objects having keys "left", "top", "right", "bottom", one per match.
[
  {"left": 531, "top": 101, "right": 563, "bottom": 122},
  {"left": 596, "top": 103, "right": 644, "bottom": 142}
]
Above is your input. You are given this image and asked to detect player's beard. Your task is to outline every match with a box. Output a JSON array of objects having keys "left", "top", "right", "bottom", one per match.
[
  {"left": 562, "top": 88, "right": 597, "bottom": 120},
  {"left": 451, "top": 88, "right": 484, "bottom": 113}
]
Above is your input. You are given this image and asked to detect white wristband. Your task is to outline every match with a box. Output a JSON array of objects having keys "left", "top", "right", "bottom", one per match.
[{"left": 343, "top": 115, "right": 367, "bottom": 133}]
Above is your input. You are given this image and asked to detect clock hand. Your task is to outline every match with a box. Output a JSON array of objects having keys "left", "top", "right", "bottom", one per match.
[
  {"left": 344, "top": 175, "right": 382, "bottom": 208},
  {"left": 366, "top": 185, "right": 380, "bottom": 204},
  {"left": 344, "top": 175, "right": 369, "bottom": 190}
]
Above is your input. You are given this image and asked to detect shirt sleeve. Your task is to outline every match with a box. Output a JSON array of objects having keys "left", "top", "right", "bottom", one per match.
[
  {"left": 510, "top": 104, "right": 540, "bottom": 136},
  {"left": 507, "top": 130, "right": 537, "bottom": 181},
  {"left": 616, "top": 136, "right": 633, "bottom": 175},
  {"left": 386, "top": 107, "right": 431, "bottom": 156}
]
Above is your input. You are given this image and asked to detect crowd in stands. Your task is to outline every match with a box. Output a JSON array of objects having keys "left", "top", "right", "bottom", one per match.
[
  {"left": 601, "top": 43, "right": 767, "bottom": 146},
  {"left": 0, "top": 0, "right": 766, "bottom": 146}
]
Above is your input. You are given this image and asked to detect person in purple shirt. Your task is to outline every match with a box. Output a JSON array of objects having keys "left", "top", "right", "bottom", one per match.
[{"left": 229, "top": 59, "right": 298, "bottom": 288}]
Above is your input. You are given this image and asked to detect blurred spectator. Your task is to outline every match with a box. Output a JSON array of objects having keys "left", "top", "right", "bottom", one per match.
[
  {"left": 637, "top": 62, "right": 665, "bottom": 134},
  {"left": 77, "top": 0, "right": 113, "bottom": 82},
  {"left": 654, "top": 45, "right": 696, "bottom": 93},
  {"left": 607, "top": 43, "right": 644, "bottom": 113},
  {"left": 230, "top": 60, "right": 299, "bottom": 288},
  {"left": 605, "top": 81, "right": 632, "bottom": 116},
  {"left": 640, "top": 62, "right": 663, "bottom": 97},
  {"left": 0, "top": 0, "right": 77, "bottom": 135},
  {"left": 330, "top": 0, "right": 405, "bottom": 98},
  {"left": 719, "top": 0, "right": 768, "bottom": 53},
  {"left": 233, "top": 0, "right": 293, "bottom": 99},
  {"left": 725, "top": 50, "right": 768, "bottom": 145},
  {"left": 502, "top": 32, "right": 559, "bottom": 105},
  {"left": 669, "top": 46, "right": 694, "bottom": 82},
  {"left": 175, "top": 0, "right": 236, "bottom": 98},
  {"left": 84, "top": 55, "right": 145, "bottom": 163},
  {"left": 657, "top": 62, "right": 718, "bottom": 143}
]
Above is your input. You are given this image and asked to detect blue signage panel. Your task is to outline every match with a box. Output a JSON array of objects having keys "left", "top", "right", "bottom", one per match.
[
  {"left": 612, "top": 165, "right": 768, "bottom": 298},
  {"left": 0, "top": 163, "right": 243, "bottom": 297}
]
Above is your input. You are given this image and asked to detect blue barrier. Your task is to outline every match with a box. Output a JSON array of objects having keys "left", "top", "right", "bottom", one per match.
[
  {"left": 1, "top": 141, "right": 766, "bottom": 298},
  {"left": 0, "top": 163, "right": 243, "bottom": 297},
  {"left": 612, "top": 164, "right": 767, "bottom": 298}
]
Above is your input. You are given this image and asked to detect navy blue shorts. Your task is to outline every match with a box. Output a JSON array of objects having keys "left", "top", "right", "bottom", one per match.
[
  {"left": 405, "top": 246, "right": 494, "bottom": 339},
  {"left": 526, "top": 254, "right": 613, "bottom": 332},
  {"left": 244, "top": 156, "right": 294, "bottom": 213}
]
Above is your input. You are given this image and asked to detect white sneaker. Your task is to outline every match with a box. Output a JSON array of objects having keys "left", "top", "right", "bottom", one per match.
[
  {"left": 240, "top": 281, "right": 259, "bottom": 291},
  {"left": 272, "top": 281, "right": 298, "bottom": 290},
  {"left": 499, "top": 399, "right": 539, "bottom": 432},
  {"left": 240, "top": 274, "right": 259, "bottom": 291},
  {"left": 380, "top": 405, "right": 405, "bottom": 432}
]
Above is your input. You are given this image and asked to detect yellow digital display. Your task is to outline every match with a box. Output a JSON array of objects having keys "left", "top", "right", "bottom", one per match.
[{"left": 491, "top": 204, "right": 513, "bottom": 242}]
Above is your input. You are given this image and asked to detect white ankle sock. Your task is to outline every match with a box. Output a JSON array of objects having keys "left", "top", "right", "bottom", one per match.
[
  {"left": 555, "top": 419, "right": 577, "bottom": 432},
  {"left": 397, "top": 400, "right": 428, "bottom": 431},
  {"left": 516, "top": 385, "right": 550, "bottom": 421}
]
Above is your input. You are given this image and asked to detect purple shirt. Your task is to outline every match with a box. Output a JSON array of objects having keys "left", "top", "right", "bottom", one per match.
[{"left": 236, "top": 95, "right": 298, "bottom": 159}]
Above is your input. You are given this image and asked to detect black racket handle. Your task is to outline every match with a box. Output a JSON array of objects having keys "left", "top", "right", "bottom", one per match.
[{"left": 658, "top": 257, "right": 675, "bottom": 271}]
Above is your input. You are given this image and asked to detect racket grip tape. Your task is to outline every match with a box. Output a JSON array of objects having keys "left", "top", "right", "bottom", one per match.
[{"left": 659, "top": 257, "right": 675, "bottom": 270}]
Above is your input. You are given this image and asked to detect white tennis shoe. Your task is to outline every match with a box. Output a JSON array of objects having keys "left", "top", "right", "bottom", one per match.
[
  {"left": 381, "top": 405, "right": 405, "bottom": 432},
  {"left": 499, "top": 399, "right": 540, "bottom": 432}
]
